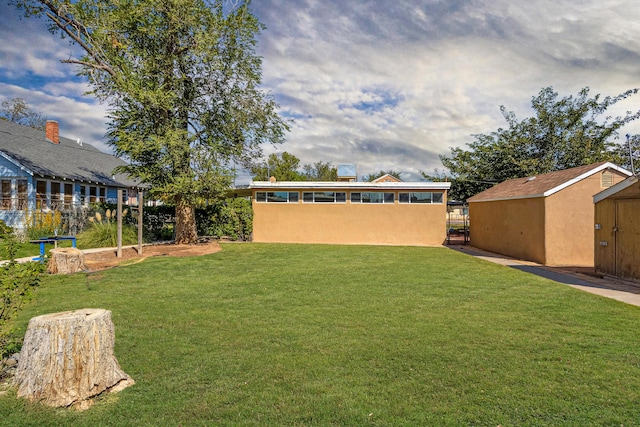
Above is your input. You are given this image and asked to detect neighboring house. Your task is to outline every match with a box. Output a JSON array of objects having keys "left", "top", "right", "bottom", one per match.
[
  {"left": 467, "top": 162, "right": 631, "bottom": 267},
  {"left": 242, "top": 177, "right": 451, "bottom": 246},
  {"left": 594, "top": 175, "right": 640, "bottom": 280},
  {"left": 0, "top": 119, "right": 140, "bottom": 229}
]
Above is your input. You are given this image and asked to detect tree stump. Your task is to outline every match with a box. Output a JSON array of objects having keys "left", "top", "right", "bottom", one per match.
[
  {"left": 14, "top": 309, "right": 134, "bottom": 409},
  {"left": 47, "top": 247, "right": 86, "bottom": 274}
]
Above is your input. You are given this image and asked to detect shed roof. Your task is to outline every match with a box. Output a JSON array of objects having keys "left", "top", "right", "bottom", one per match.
[
  {"left": 593, "top": 175, "right": 639, "bottom": 203},
  {"left": 0, "top": 119, "right": 139, "bottom": 187},
  {"left": 467, "top": 162, "right": 631, "bottom": 203}
]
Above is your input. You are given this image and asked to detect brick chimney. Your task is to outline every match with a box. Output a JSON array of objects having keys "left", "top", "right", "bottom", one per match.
[{"left": 45, "top": 120, "right": 59, "bottom": 144}]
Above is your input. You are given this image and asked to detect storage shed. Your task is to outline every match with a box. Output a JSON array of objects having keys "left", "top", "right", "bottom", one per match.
[
  {"left": 467, "top": 162, "right": 630, "bottom": 266},
  {"left": 594, "top": 175, "right": 640, "bottom": 280}
]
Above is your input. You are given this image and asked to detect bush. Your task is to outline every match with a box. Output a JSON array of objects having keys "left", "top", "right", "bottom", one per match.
[
  {"left": 0, "top": 234, "right": 44, "bottom": 359},
  {"left": 196, "top": 198, "right": 252, "bottom": 240},
  {"left": 23, "top": 209, "right": 64, "bottom": 240},
  {"left": 76, "top": 208, "right": 138, "bottom": 249}
]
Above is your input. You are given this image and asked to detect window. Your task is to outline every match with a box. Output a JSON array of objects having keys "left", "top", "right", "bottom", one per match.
[
  {"left": 80, "top": 185, "right": 87, "bottom": 206},
  {"left": 50, "top": 182, "right": 61, "bottom": 210},
  {"left": 64, "top": 183, "right": 73, "bottom": 209},
  {"left": 89, "top": 186, "right": 97, "bottom": 203},
  {"left": 17, "top": 180, "right": 27, "bottom": 210},
  {"left": 255, "top": 191, "right": 299, "bottom": 202},
  {"left": 302, "top": 192, "right": 346, "bottom": 203},
  {"left": 350, "top": 192, "right": 394, "bottom": 203},
  {"left": 99, "top": 187, "right": 106, "bottom": 203},
  {"left": 36, "top": 180, "right": 47, "bottom": 209},
  {"left": 398, "top": 192, "right": 444, "bottom": 204},
  {"left": 1, "top": 180, "right": 11, "bottom": 210}
]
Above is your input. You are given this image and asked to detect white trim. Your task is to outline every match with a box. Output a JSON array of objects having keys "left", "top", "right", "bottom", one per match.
[
  {"left": 593, "top": 175, "right": 639, "bottom": 203},
  {"left": 249, "top": 181, "right": 451, "bottom": 190},
  {"left": 541, "top": 162, "right": 631, "bottom": 197}
]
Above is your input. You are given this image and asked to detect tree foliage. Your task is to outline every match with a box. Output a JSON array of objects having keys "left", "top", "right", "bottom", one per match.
[
  {"left": 14, "top": 0, "right": 288, "bottom": 243},
  {"left": 303, "top": 161, "right": 337, "bottom": 181},
  {"left": 250, "top": 152, "right": 306, "bottom": 181},
  {"left": 0, "top": 98, "right": 47, "bottom": 130},
  {"left": 250, "top": 152, "right": 338, "bottom": 181},
  {"left": 440, "top": 87, "right": 640, "bottom": 200}
]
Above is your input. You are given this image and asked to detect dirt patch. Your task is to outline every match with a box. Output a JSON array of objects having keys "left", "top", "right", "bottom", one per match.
[{"left": 83, "top": 240, "right": 222, "bottom": 271}]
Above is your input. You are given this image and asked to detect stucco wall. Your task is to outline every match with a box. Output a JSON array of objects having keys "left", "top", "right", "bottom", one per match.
[
  {"left": 469, "top": 198, "right": 546, "bottom": 264},
  {"left": 252, "top": 192, "right": 448, "bottom": 246},
  {"left": 544, "top": 171, "right": 627, "bottom": 267},
  {"left": 470, "top": 169, "right": 628, "bottom": 266}
]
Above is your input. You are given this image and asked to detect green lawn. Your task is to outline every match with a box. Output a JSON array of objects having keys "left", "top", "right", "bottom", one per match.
[
  {"left": 2, "top": 243, "right": 640, "bottom": 426},
  {"left": 0, "top": 239, "right": 75, "bottom": 261}
]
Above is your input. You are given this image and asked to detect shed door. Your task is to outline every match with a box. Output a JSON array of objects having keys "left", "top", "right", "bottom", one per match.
[{"left": 616, "top": 199, "right": 640, "bottom": 279}]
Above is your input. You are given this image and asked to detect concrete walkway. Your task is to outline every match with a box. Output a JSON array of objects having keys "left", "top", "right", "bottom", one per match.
[{"left": 448, "top": 245, "right": 640, "bottom": 307}]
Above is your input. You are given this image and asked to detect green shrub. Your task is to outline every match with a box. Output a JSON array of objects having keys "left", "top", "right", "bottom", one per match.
[
  {"left": 197, "top": 198, "right": 252, "bottom": 240},
  {"left": 76, "top": 208, "right": 138, "bottom": 249},
  {"left": 0, "top": 235, "right": 44, "bottom": 359}
]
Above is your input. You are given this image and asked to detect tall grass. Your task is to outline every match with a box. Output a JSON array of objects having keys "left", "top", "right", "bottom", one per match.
[
  {"left": 76, "top": 209, "right": 137, "bottom": 248},
  {"left": 1, "top": 244, "right": 640, "bottom": 426}
]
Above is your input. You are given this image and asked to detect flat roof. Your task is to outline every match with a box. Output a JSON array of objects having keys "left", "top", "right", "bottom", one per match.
[{"left": 248, "top": 181, "right": 451, "bottom": 190}]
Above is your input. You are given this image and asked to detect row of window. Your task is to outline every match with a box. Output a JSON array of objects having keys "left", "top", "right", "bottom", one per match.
[
  {"left": 0, "top": 179, "right": 110, "bottom": 211},
  {"left": 255, "top": 191, "right": 444, "bottom": 204}
]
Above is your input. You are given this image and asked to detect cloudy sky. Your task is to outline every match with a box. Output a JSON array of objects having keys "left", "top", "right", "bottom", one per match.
[{"left": 1, "top": 0, "right": 640, "bottom": 183}]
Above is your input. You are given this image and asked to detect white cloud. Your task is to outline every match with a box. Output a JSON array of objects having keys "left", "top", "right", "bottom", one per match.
[{"left": 2, "top": 0, "right": 640, "bottom": 182}]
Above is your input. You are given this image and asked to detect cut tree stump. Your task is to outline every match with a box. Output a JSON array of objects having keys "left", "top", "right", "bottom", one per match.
[
  {"left": 47, "top": 247, "right": 86, "bottom": 274},
  {"left": 14, "top": 309, "right": 134, "bottom": 409}
]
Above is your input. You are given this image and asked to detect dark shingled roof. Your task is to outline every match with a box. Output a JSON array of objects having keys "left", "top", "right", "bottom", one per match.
[
  {"left": 0, "top": 119, "right": 139, "bottom": 188},
  {"left": 467, "top": 162, "right": 631, "bottom": 203}
]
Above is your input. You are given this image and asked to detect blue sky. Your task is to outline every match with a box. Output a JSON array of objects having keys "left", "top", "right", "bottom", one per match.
[{"left": 1, "top": 0, "right": 640, "bottom": 182}]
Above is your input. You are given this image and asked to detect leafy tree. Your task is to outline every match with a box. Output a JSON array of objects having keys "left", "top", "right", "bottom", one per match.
[
  {"left": 14, "top": 0, "right": 288, "bottom": 243},
  {"left": 363, "top": 170, "right": 402, "bottom": 182},
  {"left": 613, "top": 133, "right": 640, "bottom": 174},
  {"left": 440, "top": 87, "right": 639, "bottom": 200},
  {"left": 0, "top": 98, "right": 47, "bottom": 130},
  {"left": 250, "top": 152, "right": 306, "bottom": 181},
  {"left": 303, "top": 161, "right": 337, "bottom": 181}
]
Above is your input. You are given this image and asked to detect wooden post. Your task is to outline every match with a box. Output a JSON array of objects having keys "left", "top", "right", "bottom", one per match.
[
  {"left": 117, "top": 189, "right": 123, "bottom": 258},
  {"left": 138, "top": 191, "right": 143, "bottom": 255},
  {"left": 14, "top": 309, "right": 134, "bottom": 409}
]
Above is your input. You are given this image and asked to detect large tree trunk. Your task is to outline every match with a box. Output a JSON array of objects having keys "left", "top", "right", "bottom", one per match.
[
  {"left": 174, "top": 196, "right": 197, "bottom": 244},
  {"left": 14, "top": 309, "right": 134, "bottom": 410},
  {"left": 47, "top": 247, "right": 86, "bottom": 274}
]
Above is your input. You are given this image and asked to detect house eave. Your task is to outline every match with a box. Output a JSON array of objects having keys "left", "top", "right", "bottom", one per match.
[{"left": 0, "top": 151, "right": 34, "bottom": 176}]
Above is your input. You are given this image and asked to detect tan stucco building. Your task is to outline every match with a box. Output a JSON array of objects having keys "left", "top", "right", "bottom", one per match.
[
  {"left": 246, "top": 179, "right": 451, "bottom": 246},
  {"left": 467, "top": 162, "right": 630, "bottom": 267},
  {"left": 594, "top": 175, "right": 640, "bottom": 280}
]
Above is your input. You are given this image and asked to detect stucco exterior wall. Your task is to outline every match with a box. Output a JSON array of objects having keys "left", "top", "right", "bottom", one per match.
[
  {"left": 252, "top": 191, "right": 448, "bottom": 246},
  {"left": 469, "top": 198, "right": 546, "bottom": 263},
  {"left": 544, "top": 171, "right": 627, "bottom": 267}
]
